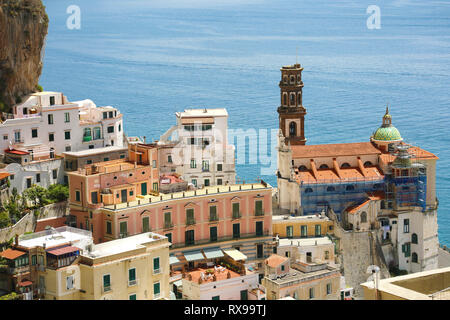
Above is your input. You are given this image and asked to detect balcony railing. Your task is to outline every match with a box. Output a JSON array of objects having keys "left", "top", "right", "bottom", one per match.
[
  {"left": 83, "top": 135, "right": 92, "bottom": 142},
  {"left": 186, "top": 218, "right": 196, "bottom": 226},
  {"left": 8, "top": 265, "right": 30, "bottom": 275},
  {"left": 153, "top": 268, "right": 161, "bottom": 275},
  {"left": 119, "top": 232, "right": 128, "bottom": 239},
  {"left": 232, "top": 212, "right": 242, "bottom": 220},
  {"left": 128, "top": 279, "right": 138, "bottom": 287},
  {"left": 103, "top": 285, "right": 112, "bottom": 293},
  {"left": 255, "top": 210, "right": 265, "bottom": 216},
  {"left": 164, "top": 221, "right": 174, "bottom": 230},
  {"left": 209, "top": 214, "right": 219, "bottom": 222}
]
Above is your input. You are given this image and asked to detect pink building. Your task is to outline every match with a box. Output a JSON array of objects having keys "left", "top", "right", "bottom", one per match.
[{"left": 67, "top": 143, "right": 159, "bottom": 243}]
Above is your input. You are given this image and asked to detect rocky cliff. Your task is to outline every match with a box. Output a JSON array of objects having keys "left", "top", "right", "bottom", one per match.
[{"left": 0, "top": 0, "right": 48, "bottom": 112}]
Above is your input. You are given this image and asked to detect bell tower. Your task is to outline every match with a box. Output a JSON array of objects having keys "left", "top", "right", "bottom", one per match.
[{"left": 277, "top": 63, "right": 307, "bottom": 145}]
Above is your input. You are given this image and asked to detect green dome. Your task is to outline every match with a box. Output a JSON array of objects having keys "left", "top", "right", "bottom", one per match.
[{"left": 372, "top": 126, "right": 402, "bottom": 142}]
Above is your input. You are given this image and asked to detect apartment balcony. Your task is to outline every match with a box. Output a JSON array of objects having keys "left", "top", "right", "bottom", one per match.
[
  {"left": 7, "top": 265, "right": 30, "bottom": 275},
  {"left": 83, "top": 135, "right": 92, "bottom": 142},
  {"left": 254, "top": 210, "right": 265, "bottom": 217},
  {"left": 119, "top": 232, "right": 128, "bottom": 239},
  {"left": 209, "top": 214, "right": 219, "bottom": 222},
  {"left": 232, "top": 212, "right": 242, "bottom": 220},
  {"left": 128, "top": 279, "right": 138, "bottom": 287},
  {"left": 186, "top": 218, "right": 196, "bottom": 226},
  {"left": 103, "top": 285, "right": 112, "bottom": 293},
  {"left": 163, "top": 222, "right": 174, "bottom": 230},
  {"left": 202, "top": 168, "right": 210, "bottom": 172},
  {"left": 153, "top": 268, "right": 161, "bottom": 275}
]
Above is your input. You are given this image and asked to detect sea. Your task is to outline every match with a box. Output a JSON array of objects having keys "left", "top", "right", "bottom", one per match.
[{"left": 40, "top": 0, "right": 450, "bottom": 246}]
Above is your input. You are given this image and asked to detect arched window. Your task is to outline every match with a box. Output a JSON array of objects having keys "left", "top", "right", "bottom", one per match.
[
  {"left": 373, "top": 183, "right": 382, "bottom": 190},
  {"left": 298, "top": 165, "right": 308, "bottom": 172},
  {"left": 283, "top": 76, "right": 288, "bottom": 84},
  {"left": 411, "top": 233, "right": 418, "bottom": 244},
  {"left": 412, "top": 252, "right": 418, "bottom": 263},
  {"left": 361, "top": 211, "right": 367, "bottom": 223},
  {"left": 346, "top": 185, "right": 355, "bottom": 191},
  {"left": 290, "top": 75, "right": 295, "bottom": 84},
  {"left": 327, "top": 186, "right": 335, "bottom": 192},
  {"left": 319, "top": 164, "right": 329, "bottom": 169},
  {"left": 283, "top": 93, "right": 287, "bottom": 106},
  {"left": 305, "top": 188, "right": 313, "bottom": 194},
  {"left": 289, "top": 122, "right": 296, "bottom": 137},
  {"left": 290, "top": 93, "right": 295, "bottom": 106},
  {"left": 341, "top": 163, "right": 351, "bottom": 168},
  {"left": 364, "top": 161, "right": 373, "bottom": 167}
]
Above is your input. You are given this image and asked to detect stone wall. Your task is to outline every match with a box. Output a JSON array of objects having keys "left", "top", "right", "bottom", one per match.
[{"left": 0, "top": 201, "right": 68, "bottom": 243}]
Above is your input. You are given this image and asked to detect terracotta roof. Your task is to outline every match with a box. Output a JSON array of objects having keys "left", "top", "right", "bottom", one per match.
[
  {"left": 46, "top": 246, "right": 80, "bottom": 256},
  {"left": 296, "top": 166, "right": 384, "bottom": 184},
  {"left": 4, "top": 149, "right": 29, "bottom": 155},
  {"left": 0, "top": 172, "right": 10, "bottom": 180},
  {"left": 379, "top": 145, "right": 439, "bottom": 165},
  {"left": 346, "top": 199, "right": 371, "bottom": 214},
  {"left": 18, "top": 280, "right": 33, "bottom": 287},
  {"left": 291, "top": 142, "right": 381, "bottom": 159},
  {"left": 367, "top": 191, "right": 385, "bottom": 201},
  {"left": 265, "top": 254, "right": 288, "bottom": 268},
  {"left": 0, "top": 248, "right": 27, "bottom": 260}
]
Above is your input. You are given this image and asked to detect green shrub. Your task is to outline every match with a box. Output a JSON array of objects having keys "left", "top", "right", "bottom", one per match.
[
  {"left": 47, "top": 184, "right": 69, "bottom": 202},
  {"left": 0, "top": 292, "right": 20, "bottom": 300},
  {"left": 36, "top": 84, "right": 43, "bottom": 92},
  {"left": 0, "top": 211, "right": 11, "bottom": 229}
]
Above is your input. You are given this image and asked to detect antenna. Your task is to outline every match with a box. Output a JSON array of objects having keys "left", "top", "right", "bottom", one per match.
[{"left": 296, "top": 47, "right": 298, "bottom": 64}]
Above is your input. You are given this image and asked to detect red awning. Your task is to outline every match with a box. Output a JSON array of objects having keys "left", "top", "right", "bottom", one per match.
[
  {"left": 19, "top": 280, "right": 33, "bottom": 287},
  {"left": 47, "top": 246, "right": 80, "bottom": 256}
]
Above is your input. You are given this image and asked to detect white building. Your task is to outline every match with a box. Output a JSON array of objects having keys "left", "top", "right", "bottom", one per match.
[
  {"left": 277, "top": 237, "right": 337, "bottom": 267},
  {"left": 158, "top": 108, "right": 235, "bottom": 189},
  {"left": 0, "top": 91, "right": 125, "bottom": 193}
]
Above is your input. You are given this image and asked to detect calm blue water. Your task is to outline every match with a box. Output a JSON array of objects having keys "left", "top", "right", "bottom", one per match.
[{"left": 40, "top": 0, "right": 450, "bottom": 245}]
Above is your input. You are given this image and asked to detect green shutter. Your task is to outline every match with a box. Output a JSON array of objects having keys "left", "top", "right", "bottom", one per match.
[
  {"left": 154, "top": 257, "right": 160, "bottom": 271},
  {"left": 154, "top": 282, "right": 160, "bottom": 295},
  {"left": 255, "top": 201, "right": 263, "bottom": 215},
  {"left": 129, "top": 268, "right": 136, "bottom": 281},
  {"left": 143, "top": 217, "right": 149, "bottom": 232},
  {"left": 103, "top": 275, "right": 110, "bottom": 287}
]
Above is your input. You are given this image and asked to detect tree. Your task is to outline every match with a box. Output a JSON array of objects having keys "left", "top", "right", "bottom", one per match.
[
  {"left": 23, "top": 185, "right": 49, "bottom": 208},
  {"left": 0, "top": 211, "right": 10, "bottom": 228},
  {"left": 47, "top": 184, "right": 69, "bottom": 202}
]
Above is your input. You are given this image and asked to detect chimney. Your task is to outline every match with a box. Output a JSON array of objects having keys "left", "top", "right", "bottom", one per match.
[
  {"left": 14, "top": 234, "right": 19, "bottom": 246},
  {"left": 143, "top": 136, "right": 146, "bottom": 144}
]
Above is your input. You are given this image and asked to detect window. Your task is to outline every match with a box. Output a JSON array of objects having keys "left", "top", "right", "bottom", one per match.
[
  {"left": 204, "top": 179, "right": 210, "bottom": 187},
  {"left": 142, "top": 216, "right": 150, "bottom": 232},
  {"left": 403, "top": 219, "right": 410, "bottom": 233},
  {"left": 309, "top": 288, "right": 315, "bottom": 299},
  {"left": 31, "top": 128, "right": 38, "bottom": 138},
  {"left": 217, "top": 179, "right": 222, "bottom": 185},
  {"left": 65, "top": 146, "right": 71, "bottom": 152},
  {"left": 210, "top": 226, "right": 217, "bottom": 242},
  {"left": 152, "top": 160, "right": 156, "bottom": 168},
  {"left": 232, "top": 203, "right": 240, "bottom": 218},
  {"left": 281, "top": 265, "right": 285, "bottom": 271},
  {"left": 128, "top": 268, "right": 136, "bottom": 285},
  {"left": 66, "top": 276, "right": 74, "bottom": 290},
  {"left": 412, "top": 252, "right": 418, "bottom": 263},
  {"left": 217, "top": 163, "right": 222, "bottom": 171},
  {"left": 49, "top": 96, "right": 55, "bottom": 105},
  {"left": 120, "top": 221, "right": 128, "bottom": 238},
  {"left": 36, "top": 173, "right": 40, "bottom": 183},
  {"left": 104, "top": 157, "right": 109, "bottom": 162},
  {"left": 107, "top": 126, "right": 114, "bottom": 133},
  {"left": 93, "top": 127, "right": 101, "bottom": 140},
  {"left": 52, "top": 169, "right": 57, "bottom": 180},
  {"left": 185, "top": 230, "right": 195, "bottom": 246},
  {"left": 49, "top": 133, "right": 54, "bottom": 142},
  {"left": 240, "top": 290, "right": 248, "bottom": 300},
  {"left": 301, "top": 225, "right": 307, "bottom": 238},
  {"left": 290, "top": 93, "right": 295, "bottom": 105},
  {"left": 64, "top": 112, "right": 70, "bottom": 123},
  {"left": 64, "top": 131, "right": 71, "bottom": 140},
  {"left": 168, "top": 155, "right": 172, "bottom": 163},
  {"left": 32, "top": 255, "right": 37, "bottom": 265},
  {"left": 164, "top": 212, "right": 172, "bottom": 228},
  {"left": 305, "top": 187, "right": 313, "bottom": 193},
  {"left": 86, "top": 160, "right": 92, "bottom": 165},
  {"left": 326, "top": 186, "right": 335, "bottom": 192},
  {"left": 361, "top": 211, "right": 367, "bottom": 223},
  {"left": 190, "top": 159, "right": 196, "bottom": 168},
  {"left": 212, "top": 296, "right": 220, "bottom": 300},
  {"left": 326, "top": 283, "right": 332, "bottom": 295},
  {"left": 129, "top": 294, "right": 136, "bottom": 300},
  {"left": 202, "top": 160, "right": 209, "bottom": 171},
  {"left": 256, "top": 221, "right": 263, "bottom": 236},
  {"left": 26, "top": 178, "right": 32, "bottom": 189},
  {"left": 118, "top": 124, "right": 121, "bottom": 132},
  {"left": 106, "top": 221, "right": 112, "bottom": 235},
  {"left": 91, "top": 192, "right": 98, "bottom": 204},
  {"left": 14, "top": 131, "right": 21, "bottom": 143},
  {"left": 286, "top": 226, "right": 293, "bottom": 238},
  {"left": 289, "top": 122, "right": 296, "bottom": 137},
  {"left": 325, "top": 250, "right": 330, "bottom": 260},
  {"left": 152, "top": 182, "right": 158, "bottom": 192},
  {"left": 165, "top": 233, "right": 172, "bottom": 244},
  {"left": 191, "top": 179, "right": 197, "bottom": 187},
  {"left": 364, "top": 161, "right": 372, "bottom": 167},
  {"left": 255, "top": 200, "right": 263, "bottom": 216},
  {"left": 233, "top": 223, "right": 240, "bottom": 239},
  {"left": 341, "top": 162, "right": 351, "bottom": 168},
  {"left": 256, "top": 243, "right": 263, "bottom": 259},
  {"left": 315, "top": 224, "right": 321, "bottom": 236},
  {"left": 186, "top": 208, "right": 195, "bottom": 225},
  {"left": 103, "top": 112, "right": 108, "bottom": 119},
  {"left": 3, "top": 134, "right": 7, "bottom": 140},
  {"left": 153, "top": 282, "right": 161, "bottom": 298},
  {"left": 48, "top": 115, "right": 54, "bottom": 125},
  {"left": 209, "top": 206, "right": 218, "bottom": 221},
  {"left": 412, "top": 233, "right": 418, "bottom": 244},
  {"left": 103, "top": 274, "right": 111, "bottom": 291},
  {"left": 75, "top": 190, "right": 81, "bottom": 202},
  {"left": 402, "top": 243, "right": 411, "bottom": 257},
  {"left": 346, "top": 185, "right": 355, "bottom": 191}
]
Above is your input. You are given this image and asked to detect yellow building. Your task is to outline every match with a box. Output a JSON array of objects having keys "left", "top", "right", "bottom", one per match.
[
  {"left": 361, "top": 267, "right": 450, "bottom": 300},
  {"left": 272, "top": 214, "right": 333, "bottom": 239},
  {"left": 78, "top": 232, "right": 170, "bottom": 300}
]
